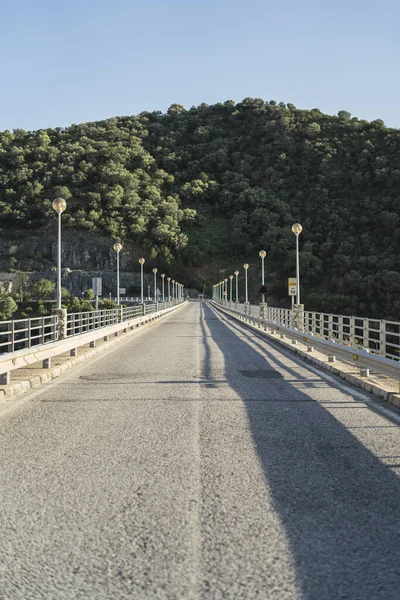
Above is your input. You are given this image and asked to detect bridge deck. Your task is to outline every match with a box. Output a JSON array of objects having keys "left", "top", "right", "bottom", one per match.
[{"left": 1, "top": 301, "right": 399, "bottom": 599}]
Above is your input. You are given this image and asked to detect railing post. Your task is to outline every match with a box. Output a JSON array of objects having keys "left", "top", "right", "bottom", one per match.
[
  {"left": 10, "top": 320, "right": 15, "bottom": 353},
  {"left": 338, "top": 315, "right": 343, "bottom": 344},
  {"left": 292, "top": 304, "right": 304, "bottom": 331},
  {"left": 328, "top": 314, "right": 333, "bottom": 340},
  {"left": 350, "top": 316, "right": 356, "bottom": 348},
  {"left": 52, "top": 308, "right": 68, "bottom": 339},
  {"left": 363, "top": 318, "right": 369, "bottom": 350},
  {"left": 27, "top": 318, "right": 32, "bottom": 348},
  {"left": 380, "top": 320, "right": 386, "bottom": 357}
]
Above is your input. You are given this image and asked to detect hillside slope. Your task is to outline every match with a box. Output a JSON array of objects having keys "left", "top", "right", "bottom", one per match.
[{"left": 1, "top": 98, "right": 400, "bottom": 318}]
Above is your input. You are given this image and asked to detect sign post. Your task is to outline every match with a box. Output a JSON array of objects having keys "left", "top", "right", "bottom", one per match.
[
  {"left": 92, "top": 277, "right": 102, "bottom": 311},
  {"left": 288, "top": 278, "right": 297, "bottom": 310}
]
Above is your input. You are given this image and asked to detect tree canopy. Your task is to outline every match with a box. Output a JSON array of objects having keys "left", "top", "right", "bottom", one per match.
[{"left": 1, "top": 98, "right": 399, "bottom": 318}]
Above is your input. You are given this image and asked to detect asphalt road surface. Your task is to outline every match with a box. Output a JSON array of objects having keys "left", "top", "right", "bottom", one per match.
[{"left": 1, "top": 301, "right": 400, "bottom": 600}]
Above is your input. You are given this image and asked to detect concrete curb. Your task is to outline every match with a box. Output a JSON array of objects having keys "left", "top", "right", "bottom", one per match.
[
  {"left": 212, "top": 304, "right": 400, "bottom": 410},
  {"left": 0, "top": 302, "right": 187, "bottom": 404}
]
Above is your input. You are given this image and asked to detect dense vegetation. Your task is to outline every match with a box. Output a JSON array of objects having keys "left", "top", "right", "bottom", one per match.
[{"left": 1, "top": 98, "right": 400, "bottom": 318}]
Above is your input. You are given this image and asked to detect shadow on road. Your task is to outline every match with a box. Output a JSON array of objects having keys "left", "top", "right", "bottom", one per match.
[{"left": 200, "top": 302, "right": 400, "bottom": 600}]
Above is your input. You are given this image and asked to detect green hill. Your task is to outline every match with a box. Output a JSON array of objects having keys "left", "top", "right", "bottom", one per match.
[{"left": 1, "top": 98, "right": 400, "bottom": 318}]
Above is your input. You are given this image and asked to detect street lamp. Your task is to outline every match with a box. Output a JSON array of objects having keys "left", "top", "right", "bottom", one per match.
[
  {"left": 52, "top": 197, "right": 67, "bottom": 310},
  {"left": 152, "top": 268, "right": 158, "bottom": 303},
  {"left": 291, "top": 223, "right": 303, "bottom": 305},
  {"left": 229, "top": 275, "right": 233, "bottom": 302},
  {"left": 161, "top": 273, "right": 165, "bottom": 302},
  {"left": 172, "top": 279, "right": 175, "bottom": 301},
  {"left": 224, "top": 278, "right": 228, "bottom": 303},
  {"left": 234, "top": 270, "right": 239, "bottom": 302},
  {"left": 113, "top": 242, "right": 122, "bottom": 305},
  {"left": 167, "top": 277, "right": 171, "bottom": 301},
  {"left": 138, "top": 258, "right": 145, "bottom": 304},
  {"left": 259, "top": 250, "right": 266, "bottom": 304},
  {"left": 243, "top": 264, "right": 249, "bottom": 304}
]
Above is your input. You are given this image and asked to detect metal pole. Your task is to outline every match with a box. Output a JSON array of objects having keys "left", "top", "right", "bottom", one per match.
[
  {"left": 154, "top": 272, "right": 157, "bottom": 303},
  {"left": 245, "top": 270, "right": 248, "bottom": 303},
  {"left": 229, "top": 278, "right": 232, "bottom": 302},
  {"left": 116, "top": 251, "right": 120, "bottom": 306},
  {"left": 296, "top": 234, "right": 300, "bottom": 305},
  {"left": 235, "top": 274, "right": 238, "bottom": 302},
  {"left": 162, "top": 277, "right": 165, "bottom": 302},
  {"left": 168, "top": 279, "right": 171, "bottom": 301},
  {"left": 141, "top": 263, "right": 144, "bottom": 304},
  {"left": 261, "top": 256, "right": 265, "bottom": 304},
  {"left": 57, "top": 211, "right": 62, "bottom": 309}
]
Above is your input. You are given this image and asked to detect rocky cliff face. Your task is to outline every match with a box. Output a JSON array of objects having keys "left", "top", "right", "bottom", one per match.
[{"left": 0, "top": 228, "right": 175, "bottom": 297}]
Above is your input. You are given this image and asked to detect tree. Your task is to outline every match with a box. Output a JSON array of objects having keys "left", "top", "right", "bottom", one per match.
[
  {"left": 32, "top": 279, "right": 55, "bottom": 299},
  {"left": 0, "top": 297, "right": 18, "bottom": 319},
  {"left": 0, "top": 97, "right": 399, "bottom": 318}
]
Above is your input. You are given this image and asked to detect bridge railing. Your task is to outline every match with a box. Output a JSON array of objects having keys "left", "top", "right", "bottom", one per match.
[
  {"left": 0, "top": 300, "right": 187, "bottom": 385},
  {"left": 0, "top": 315, "right": 58, "bottom": 354},
  {"left": 216, "top": 300, "right": 400, "bottom": 361},
  {"left": 211, "top": 300, "right": 400, "bottom": 382},
  {"left": 0, "top": 301, "right": 182, "bottom": 352}
]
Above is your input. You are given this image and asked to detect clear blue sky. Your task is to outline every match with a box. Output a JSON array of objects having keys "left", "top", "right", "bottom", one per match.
[{"left": 1, "top": 0, "right": 399, "bottom": 131}]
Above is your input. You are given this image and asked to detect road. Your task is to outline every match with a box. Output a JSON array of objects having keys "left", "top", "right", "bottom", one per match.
[{"left": 0, "top": 301, "right": 399, "bottom": 600}]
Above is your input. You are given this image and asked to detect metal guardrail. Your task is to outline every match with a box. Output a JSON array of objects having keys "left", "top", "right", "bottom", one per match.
[
  {"left": 65, "top": 302, "right": 177, "bottom": 336},
  {"left": 0, "top": 316, "right": 58, "bottom": 354},
  {"left": 0, "top": 302, "right": 181, "bottom": 352},
  {"left": 217, "top": 301, "right": 400, "bottom": 361},
  {"left": 211, "top": 301, "right": 400, "bottom": 382}
]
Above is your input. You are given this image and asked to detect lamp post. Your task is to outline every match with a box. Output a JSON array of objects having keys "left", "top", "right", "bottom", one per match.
[
  {"left": 113, "top": 242, "right": 122, "bottom": 306},
  {"left": 152, "top": 268, "right": 158, "bottom": 303},
  {"left": 161, "top": 273, "right": 165, "bottom": 302},
  {"left": 52, "top": 197, "right": 67, "bottom": 310},
  {"left": 167, "top": 277, "right": 171, "bottom": 301},
  {"left": 292, "top": 223, "right": 303, "bottom": 305},
  {"left": 172, "top": 280, "right": 175, "bottom": 301},
  {"left": 229, "top": 275, "right": 233, "bottom": 302},
  {"left": 138, "top": 258, "right": 145, "bottom": 304},
  {"left": 234, "top": 270, "right": 239, "bottom": 302},
  {"left": 224, "top": 278, "right": 228, "bottom": 303},
  {"left": 243, "top": 264, "right": 249, "bottom": 306},
  {"left": 259, "top": 250, "right": 266, "bottom": 304}
]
